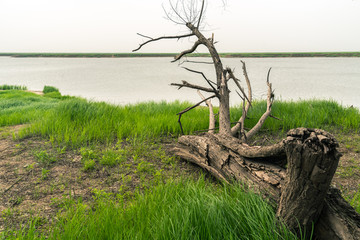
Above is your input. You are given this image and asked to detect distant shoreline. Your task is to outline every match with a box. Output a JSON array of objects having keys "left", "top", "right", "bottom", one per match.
[{"left": 0, "top": 52, "right": 359, "bottom": 58}]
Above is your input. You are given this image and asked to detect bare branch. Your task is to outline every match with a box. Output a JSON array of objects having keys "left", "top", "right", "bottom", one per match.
[
  {"left": 171, "top": 80, "right": 216, "bottom": 93},
  {"left": 172, "top": 40, "right": 203, "bottom": 62},
  {"left": 270, "top": 115, "right": 282, "bottom": 121},
  {"left": 230, "top": 62, "right": 253, "bottom": 137},
  {"left": 136, "top": 33, "right": 153, "bottom": 40},
  {"left": 176, "top": 94, "right": 216, "bottom": 135},
  {"left": 197, "top": 0, "right": 205, "bottom": 28},
  {"left": 133, "top": 33, "right": 194, "bottom": 52},
  {"left": 197, "top": 90, "right": 216, "bottom": 133},
  {"left": 182, "top": 67, "right": 218, "bottom": 93},
  {"left": 177, "top": 95, "right": 216, "bottom": 115},
  {"left": 163, "top": 0, "right": 205, "bottom": 26},
  {"left": 245, "top": 67, "right": 274, "bottom": 140},
  {"left": 235, "top": 90, "right": 244, "bottom": 101},
  {"left": 179, "top": 59, "right": 214, "bottom": 65},
  {"left": 226, "top": 68, "right": 251, "bottom": 106},
  {"left": 163, "top": 4, "right": 185, "bottom": 25},
  {"left": 169, "top": 0, "right": 188, "bottom": 24}
]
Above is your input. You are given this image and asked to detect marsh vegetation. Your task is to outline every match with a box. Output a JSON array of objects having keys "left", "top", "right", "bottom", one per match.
[{"left": 0, "top": 88, "right": 359, "bottom": 239}]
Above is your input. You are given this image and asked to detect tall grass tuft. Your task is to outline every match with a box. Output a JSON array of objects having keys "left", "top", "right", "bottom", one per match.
[
  {"left": 0, "top": 85, "right": 27, "bottom": 90},
  {"left": 43, "top": 86, "right": 59, "bottom": 94},
  {"left": 7, "top": 178, "right": 299, "bottom": 240}
]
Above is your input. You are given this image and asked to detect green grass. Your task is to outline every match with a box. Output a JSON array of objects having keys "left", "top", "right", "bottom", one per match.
[
  {"left": 345, "top": 187, "right": 360, "bottom": 213},
  {"left": 236, "top": 99, "right": 360, "bottom": 133},
  {"left": 1, "top": 90, "right": 358, "bottom": 147},
  {"left": 18, "top": 98, "right": 210, "bottom": 147},
  {"left": 0, "top": 85, "right": 27, "bottom": 90},
  {"left": 0, "top": 90, "right": 60, "bottom": 126},
  {"left": 3, "top": 178, "right": 301, "bottom": 240}
]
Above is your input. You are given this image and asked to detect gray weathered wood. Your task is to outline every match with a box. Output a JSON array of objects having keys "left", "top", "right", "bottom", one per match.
[{"left": 171, "top": 128, "right": 360, "bottom": 239}]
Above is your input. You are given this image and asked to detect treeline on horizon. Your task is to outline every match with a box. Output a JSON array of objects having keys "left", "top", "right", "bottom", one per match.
[{"left": 0, "top": 52, "right": 360, "bottom": 58}]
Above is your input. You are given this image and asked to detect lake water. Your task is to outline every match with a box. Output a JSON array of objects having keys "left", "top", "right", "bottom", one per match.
[{"left": 0, "top": 57, "right": 359, "bottom": 109}]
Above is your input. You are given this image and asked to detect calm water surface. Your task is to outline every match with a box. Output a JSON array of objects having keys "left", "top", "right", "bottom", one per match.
[{"left": 0, "top": 57, "right": 359, "bottom": 109}]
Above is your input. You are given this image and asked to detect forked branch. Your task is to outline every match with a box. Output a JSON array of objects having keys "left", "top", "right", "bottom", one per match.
[{"left": 245, "top": 68, "right": 274, "bottom": 140}]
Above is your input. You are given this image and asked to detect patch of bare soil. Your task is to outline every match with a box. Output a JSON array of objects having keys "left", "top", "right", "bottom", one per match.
[
  {"left": 332, "top": 132, "right": 360, "bottom": 199},
  {"left": 0, "top": 126, "right": 200, "bottom": 233},
  {"left": 25, "top": 90, "right": 43, "bottom": 95},
  {"left": 0, "top": 126, "right": 83, "bottom": 232}
]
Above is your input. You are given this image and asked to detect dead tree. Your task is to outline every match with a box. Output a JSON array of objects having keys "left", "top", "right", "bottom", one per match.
[{"left": 133, "top": 0, "right": 360, "bottom": 238}]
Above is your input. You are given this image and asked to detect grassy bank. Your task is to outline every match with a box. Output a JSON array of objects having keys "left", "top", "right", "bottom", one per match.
[
  {"left": 1, "top": 52, "right": 359, "bottom": 58},
  {"left": 1, "top": 88, "right": 359, "bottom": 147},
  {"left": 1, "top": 88, "right": 359, "bottom": 239},
  {"left": 7, "top": 95, "right": 359, "bottom": 148}
]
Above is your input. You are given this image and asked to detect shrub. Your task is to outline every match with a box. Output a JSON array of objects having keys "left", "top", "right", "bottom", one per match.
[{"left": 43, "top": 86, "right": 59, "bottom": 94}]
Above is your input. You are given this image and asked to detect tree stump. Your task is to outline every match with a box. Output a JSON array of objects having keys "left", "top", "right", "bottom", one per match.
[
  {"left": 171, "top": 128, "right": 360, "bottom": 239},
  {"left": 277, "top": 128, "right": 341, "bottom": 237}
]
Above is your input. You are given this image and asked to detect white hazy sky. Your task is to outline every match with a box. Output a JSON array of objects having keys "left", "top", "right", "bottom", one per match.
[{"left": 0, "top": 0, "right": 359, "bottom": 53}]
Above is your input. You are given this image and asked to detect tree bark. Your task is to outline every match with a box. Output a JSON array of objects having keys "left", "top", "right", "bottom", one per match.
[
  {"left": 277, "top": 128, "right": 341, "bottom": 238},
  {"left": 171, "top": 128, "right": 360, "bottom": 239}
]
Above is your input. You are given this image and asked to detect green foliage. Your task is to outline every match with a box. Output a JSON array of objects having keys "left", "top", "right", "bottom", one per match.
[
  {"left": 41, "top": 168, "right": 50, "bottom": 180},
  {"left": 80, "top": 147, "right": 99, "bottom": 160},
  {"left": 82, "top": 159, "right": 96, "bottom": 171},
  {"left": 99, "top": 148, "right": 127, "bottom": 166},
  {"left": 34, "top": 150, "right": 57, "bottom": 165},
  {"left": 80, "top": 147, "right": 99, "bottom": 171},
  {"left": 42, "top": 86, "right": 59, "bottom": 94}
]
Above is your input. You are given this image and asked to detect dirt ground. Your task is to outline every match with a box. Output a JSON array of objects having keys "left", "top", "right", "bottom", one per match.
[
  {"left": 0, "top": 125, "right": 202, "bottom": 232},
  {"left": 0, "top": 125, "right": 359, "bottom": 232}
]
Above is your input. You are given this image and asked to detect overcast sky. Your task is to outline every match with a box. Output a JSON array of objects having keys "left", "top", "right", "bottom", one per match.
[{"left": 0, "top": 0, "right": 359, "bottom": 53}]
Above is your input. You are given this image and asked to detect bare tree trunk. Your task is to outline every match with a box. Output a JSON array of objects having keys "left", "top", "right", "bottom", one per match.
[
  {"left": 277, "top": 128, "right": 341, "bottom": 238},
  {"left": 171, "top": 128, "right": 360, "bottom": 239}
]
